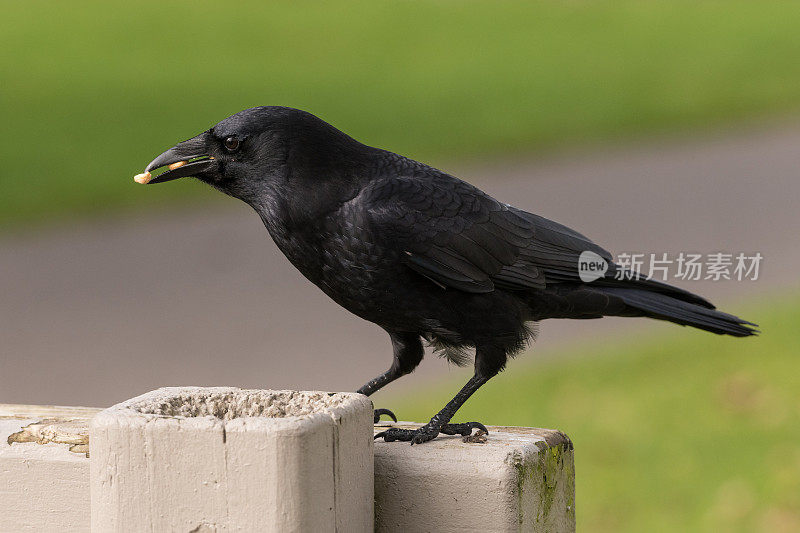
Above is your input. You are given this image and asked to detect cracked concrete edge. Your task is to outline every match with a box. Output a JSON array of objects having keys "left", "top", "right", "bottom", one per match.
[
  {"left": 0, "top": 405, "right": 101, "bottom": 533},
  {"left": 1, "top": 403, "right": 101, "bottom": 459}
]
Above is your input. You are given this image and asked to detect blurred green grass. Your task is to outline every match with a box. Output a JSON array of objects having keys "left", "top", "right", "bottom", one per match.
[
  {"left": 388, "top": 293, "right": 799, "bottom": 532},
  {"left": 0, "top": 0, "right": 800, "bottom": 231},
  {"left": 3, "top": 1, "right": 800, "bottom": 229}
]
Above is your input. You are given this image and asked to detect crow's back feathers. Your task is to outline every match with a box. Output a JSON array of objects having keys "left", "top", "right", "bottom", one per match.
[
  {"left": 355, "top": 155, "right": 755, "bottom": 337},
  {"left": 360, "top": 163, "right": 614, "bottom": 295}
]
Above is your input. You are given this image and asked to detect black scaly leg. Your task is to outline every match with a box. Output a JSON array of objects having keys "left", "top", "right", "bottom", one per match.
[
  {"left": 375, "top": 344, "right": 505, "bottom": 444},
  {"left": 356, "top": 331, "right": 423, "bottom": 423}
]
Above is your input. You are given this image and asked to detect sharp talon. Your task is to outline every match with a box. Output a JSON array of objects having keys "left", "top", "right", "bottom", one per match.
[
  {"left": 439, "top": 421, "right": 489, "bottom": 437},
  {"left": 375, "top": 427, "right": 434, "bottom": 443},
  {"left": 373, "top": 408, "right": 397, "bottom": 423}
]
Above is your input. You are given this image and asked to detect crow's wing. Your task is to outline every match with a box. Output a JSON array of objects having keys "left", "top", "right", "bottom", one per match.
[
  {"left": 360, "top": 172, "right": 613, "bottom": 293},
  {"left": 507, "top": 209, "right": 615, "bottom": 284}
]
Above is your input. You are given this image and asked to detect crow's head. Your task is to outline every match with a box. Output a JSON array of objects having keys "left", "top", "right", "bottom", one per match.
[{"left": 139, "top": 106, "right": 368, "bottom": 216}]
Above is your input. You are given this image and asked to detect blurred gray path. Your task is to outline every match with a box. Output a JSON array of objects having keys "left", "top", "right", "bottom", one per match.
[{"left": 2, "top": 124, "right": 798, "bottom": 407}]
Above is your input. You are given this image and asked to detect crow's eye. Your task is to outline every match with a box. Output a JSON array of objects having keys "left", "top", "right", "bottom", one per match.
[{"left": 224, "top": 136, "right": 240, "bottom": 152}]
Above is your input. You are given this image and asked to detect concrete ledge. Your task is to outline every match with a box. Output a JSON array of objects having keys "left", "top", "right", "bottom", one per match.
[
  {"left": 0, "top": 403, "right": 100, "bottom": 533},
  {"left": 2, "top": 398, "right": 575, "bottom": 532},
  {"left": 90, "top": 387, "right": 374, "bottom": 532},
  {"left": 374, "top": 422, "right": 575, "bottom": 532}
]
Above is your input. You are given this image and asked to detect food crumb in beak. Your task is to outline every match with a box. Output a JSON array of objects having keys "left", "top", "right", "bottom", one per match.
[
  {"left": 133, "top": 172, "right": 152, "bottom": 184},
  {"left": 168, "top": 161, "right": 187, "bottom": 170}
]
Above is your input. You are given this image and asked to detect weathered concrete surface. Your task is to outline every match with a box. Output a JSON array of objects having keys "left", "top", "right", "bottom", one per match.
[
  {"left": 90, "top": 388, "right": 374, "bottom": 533},
  {"left": 0, "top": 404, "right": 100, "bottom": 533},
  {"left": 374, "top": 422, "right": 575, "bottom": 532},
  {"left": 2, "top": 401, "right": 574, "bottom": 532}
]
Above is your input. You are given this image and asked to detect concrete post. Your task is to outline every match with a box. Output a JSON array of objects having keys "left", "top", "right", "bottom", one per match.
[
  {"left": 89, "top": 387, "right": 373, "bottom": 532},
  {"left": 373, "top": 423, "right": 575, "bottom": 532},
  {"left": 3, "top": 401, "right": 575, "bottom": 532}
]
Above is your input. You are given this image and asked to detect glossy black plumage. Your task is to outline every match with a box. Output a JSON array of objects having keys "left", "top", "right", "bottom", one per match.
[{"left": 143, "top": 106, "right": 757, "bottom": 444}]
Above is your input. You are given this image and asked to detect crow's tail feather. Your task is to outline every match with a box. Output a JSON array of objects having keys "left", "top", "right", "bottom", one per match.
[{"left": 595, "top": 286, "right": 758, "bottom": 337}]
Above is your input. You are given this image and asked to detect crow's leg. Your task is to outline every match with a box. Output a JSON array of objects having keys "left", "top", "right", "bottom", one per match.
[
  {"left": 356, "top": 331, "right": 423, "bottom": 423},
  {"left": 375, "top": 344, "right": 505, "bottom": 444},
  {"left": 357, "top": 331, "right": 423, "bottom": 396},
  {"left": 375, "top": 374, "right": 489, "bottom": 444}
]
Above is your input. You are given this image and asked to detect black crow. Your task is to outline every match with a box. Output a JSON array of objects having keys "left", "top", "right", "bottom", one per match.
[{"left": 137, "top": 106, "right": 757, "bottom": 444}]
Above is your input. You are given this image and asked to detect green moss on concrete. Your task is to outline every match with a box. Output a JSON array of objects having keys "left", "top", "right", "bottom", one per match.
[{"left": 512, "top": 442, "right": 576, "bottom": 530}]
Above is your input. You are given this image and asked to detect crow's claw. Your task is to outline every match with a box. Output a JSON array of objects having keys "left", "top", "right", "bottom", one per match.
[
  {"left": 439, "top": 421, "right": 488, "bottom": 437},
  {"left": 375, "top": 421, "right": 488, "bottom": 445},
  {"left": 373, "top": 408, "right": 398, "bottom": 424},
  {"left": 374, "top": 428, "right": 418, "bottom": 442}
]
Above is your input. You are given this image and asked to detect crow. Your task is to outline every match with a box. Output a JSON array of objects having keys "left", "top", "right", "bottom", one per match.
[{"left": 138, "top": 106, "right": 757, "bottom": 444}]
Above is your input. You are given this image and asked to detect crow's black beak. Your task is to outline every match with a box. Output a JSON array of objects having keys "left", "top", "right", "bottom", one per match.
[{"left": 138, "top": 131, "right": 218, "bottom": 184}]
